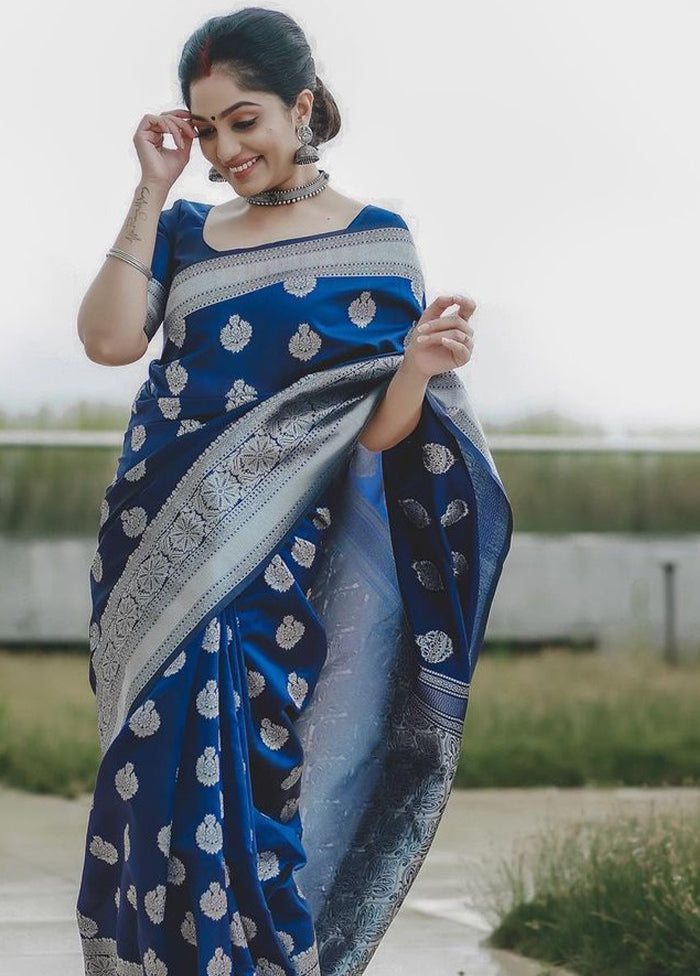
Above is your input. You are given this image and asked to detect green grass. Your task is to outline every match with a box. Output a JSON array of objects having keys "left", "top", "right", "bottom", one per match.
[
  {"left": 483, "top": 806, "right": 700, "bottom": 976},
  {"left": 458, "top": 646, "right": 700, "bottom": 788},
  {"left": 2, "top": 402, "right": 700, "bottom": 534},
  {"left": 1, "top": 645, "right": 699, "bottom": 798},
  {"left": 0, "top": 649, "right": 100, "bottom": 797}
]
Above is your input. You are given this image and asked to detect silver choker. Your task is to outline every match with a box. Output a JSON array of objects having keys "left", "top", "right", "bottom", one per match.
[{"left": 242, "top": 168, "right": 330, "bottom": 206}]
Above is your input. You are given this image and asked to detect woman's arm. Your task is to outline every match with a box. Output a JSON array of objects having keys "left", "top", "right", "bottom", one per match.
[
  {"left": 358, "top": 358, "right": 429, "bottom": 452},
  {"left": 77, "top": 180, "right": 170, "bottom": 365}
]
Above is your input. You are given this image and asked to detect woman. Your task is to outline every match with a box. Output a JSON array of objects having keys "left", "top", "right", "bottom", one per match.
[{"left": 75, "top": 8, "right": 513, "bottom": 976}]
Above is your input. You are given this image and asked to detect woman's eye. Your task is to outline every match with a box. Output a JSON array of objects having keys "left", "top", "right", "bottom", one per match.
[{"left": 197, "top": 120, "right": 256, "bottom": 139}]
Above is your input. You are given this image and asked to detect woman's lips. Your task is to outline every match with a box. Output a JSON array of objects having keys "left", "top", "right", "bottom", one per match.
[{"left": 229, "top": 156, "right": 261, "bottom": 179}]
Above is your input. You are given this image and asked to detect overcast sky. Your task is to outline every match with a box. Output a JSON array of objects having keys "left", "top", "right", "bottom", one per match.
[{"left": 3, "top": 0, "right": 698, "bottom": 432}]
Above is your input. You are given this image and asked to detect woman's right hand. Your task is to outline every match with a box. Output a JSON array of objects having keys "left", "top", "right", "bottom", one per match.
[{"left": 134, "top": 110, "right": 198, "bottom": 189}]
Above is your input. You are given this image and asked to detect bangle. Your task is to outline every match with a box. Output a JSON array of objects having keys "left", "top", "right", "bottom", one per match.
[{"left": 106, "top": 247, "right": 153, "bottom": 280}]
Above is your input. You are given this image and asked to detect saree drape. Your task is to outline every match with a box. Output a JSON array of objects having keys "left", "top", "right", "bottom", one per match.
[{"left": 75, "top": 198, "right": 513, "bottom": 976}]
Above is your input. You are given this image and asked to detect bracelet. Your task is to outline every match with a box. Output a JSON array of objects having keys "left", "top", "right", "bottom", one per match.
[{"left": 106, "top": 247, "right": 153, "bottom": 281}]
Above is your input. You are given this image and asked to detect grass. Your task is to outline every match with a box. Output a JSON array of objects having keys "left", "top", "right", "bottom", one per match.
[
  {"left": 1, "top": 645, "right": 699, "bottom": 798},
  {"left": 481, "top": 806, "right": 700, "bottom": 976},
  {"left": 0, "top": 649, "right": 100, "bottom": 797},
  {"left": 457, "top": 645, "right": 700, "bottom": 788}
]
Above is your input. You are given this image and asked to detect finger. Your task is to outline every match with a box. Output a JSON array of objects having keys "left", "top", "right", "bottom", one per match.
[
  {"left": 417, "top": 316, "right": 474, "bottom": 339},
  {"left": 158, "top": 113, "right": 185, "bottom": 149},
  {"left": 448, "top": 293, "right": 477, "bottom": 318},
  {"left": 423, "top": 294, "right": 462, "bottom": 320},
  {"left": 440, "top": 336, "right": 472, "bottom": 363},
  {"left": 164, "top": 112, "right": 198, "bottom": 140}
]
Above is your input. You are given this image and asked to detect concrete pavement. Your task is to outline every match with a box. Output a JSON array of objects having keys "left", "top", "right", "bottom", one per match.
[{"left": 2, "top": 783, "right": 699, "bottom": 976}]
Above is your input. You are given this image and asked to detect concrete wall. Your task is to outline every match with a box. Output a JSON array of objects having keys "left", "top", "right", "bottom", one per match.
[{"left": 1, "top": 533, "right": 698, "bottom": 658}]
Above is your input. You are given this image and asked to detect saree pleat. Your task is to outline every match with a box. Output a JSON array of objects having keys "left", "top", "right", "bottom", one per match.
[{"left": 76, "top": 198, "right": 513, "bottom": 976}]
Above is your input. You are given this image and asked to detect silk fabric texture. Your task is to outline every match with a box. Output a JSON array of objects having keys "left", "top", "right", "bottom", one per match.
[{"left": 76, "top": 199, "right": 514, "bottom": 976}]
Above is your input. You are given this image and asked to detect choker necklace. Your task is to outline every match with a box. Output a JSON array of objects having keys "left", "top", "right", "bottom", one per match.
[{"left": 242, "top": 168, "right": 330, "bottom": 206}]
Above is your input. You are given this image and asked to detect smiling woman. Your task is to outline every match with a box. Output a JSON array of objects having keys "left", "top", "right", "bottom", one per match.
[{"left": 74, "top": 8, "right": 512, "bottom": 976}]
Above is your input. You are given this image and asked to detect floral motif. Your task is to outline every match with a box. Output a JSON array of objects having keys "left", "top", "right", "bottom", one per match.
[
  {"left": 181, "top": 910, "right": 197, "bottom": 946},
  {"left": 201, "top": 617, "right": 221, "bottom": 652},
  {"left": 289, "top": 323, "right": 322, "bottom": 361},
  {"left": 276, "top": 615, "right": 305, "bottom": 649},
  {"left": 89, "top": 834, "right": 118, "bottom": 864},
  {"left": 411, "top": 559, "right": 445, "bottom": 591},
  {"left": 348, "top": 290, "right": 376, "bottom": 327},
  {"left": 260, "top": 717, "right": 289, "bottom": 751},
  {"left": 195, "top": 813, "right": 223, "bottom": 854},
  {"left": 130, "top": 424, "right": 146, "bottom": 452},
  {"left": 398, "top": 498, "right": 432, "bottom": 527},
  {"left": 194, "top": 467, "right": 242, "bottom": 517},
  {"left": 220, "top": 313, "right": 252, "bottom": 353},
  {"left": 144, "top": 884, "right": 166, "bottom": 924},
  {"left": 127, "top": 884, "right": 137, "bottom": 909},
  {"left": 195, "top": 745, "right": 219, "bottom": 786},
  {"left": 177, "top": 418, "right": 204, "bottom": 437},
  {"left": 76, "top": 909, "right": 98, "bottom": 938},
  {"left": 167, "top": 854, "right": 186, "bottom": 885},
  {"left": 415, "top": 629, "right": 454, "bottom": 663},
  {"left": 280, "top": 797, "right": 299, "bottom": 823},
  {"left": 247, "top": 669, "right": 265, "bottom": 697},
  {"left": 225, "top": 379, "right": 258, "bottom": 411},
  {"left": 280, "top": 764, "right": 302, "bottom": 790},
  {"left": 143, "top": 947, "right": 168, "bottom": 976},
  {"left": 135, "top": 551, "right": 170, "bottom": 598},
  {"left": 115, "top": 761, "right": 139, "bottom": 800},
  {"left": 255, "top": 959, "right": 286, "bottom": 976},
  {"left": 290, "top": 536, "right": 316, "bottom": 568},
  {"left": 123, "top": 822, "right": 130, "bottom": 860},
  {"left": 196, "top": 679, "right": 219, "bottom": 719},
  {"left": 157, "top": 822, "right": 171, "bottom": 856},
  {"left": 441, "top": 498, "right": 469, "bottom": 525},
  {"left": 282, "top": 271, "right": 317, "bottom": 296},
  {"left": 124, "top": 459, "right": 147, "bottom": 481},
  {"left": 228, "top": 432, "right": 280, "bottom": 484},
  {"left": 89, "top": 621, "right": 100, "bottom": 652},
  {"left": 162, "top": 508, "right": 206, "bottom": 561},
  {"left": 121, "top": 507, "right": 148, "bottom": 538},
  {"left": 200, "top": 880, "right": 227, "bottom": 920},
  {"left": 163, "top": 650, "right": 186, "bottom": 676},
  {"left": 157, "top": 396, "right": 181, "bottom": 420},
  {"left": 264, "top": 555, "right": 294, "bottom": 592},
  {"left": 452, "top": 550, "right": 469, "bottom": 576},
  {"left": 128, "top": 699, "right": 161, "bottom": 737},
  {"left": 207, "top": 947, "right": 232, "bottom": 976},
  {"left": 422, "top": 442, "right": 456, "bottom": 474},
  {"left": 230, "top": 911, "right": 247, "bottom": 947},
  {"left": 91, "top": 550, "right": 103, "bottom": 582},
  {"left": 165, "top": 360, "right": 188, "bottom": 395},
  {"left": 99, "top": 498, "right": 110, "bottom": 527},
  {"left": 287, "top": 672, "right": 308, "bottom": 709},
  {"left": 257, "top": 849, "right": 280, "bottom": 881}
]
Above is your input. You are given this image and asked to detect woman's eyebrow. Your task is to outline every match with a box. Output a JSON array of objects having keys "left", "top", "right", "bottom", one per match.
[{"left": 189, "top": 101, "right": 261, "bottom": 122}]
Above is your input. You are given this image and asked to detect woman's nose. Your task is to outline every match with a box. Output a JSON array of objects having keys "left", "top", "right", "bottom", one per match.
[{"left": 215, "top": 136, "right": 244, "bottom": 165}]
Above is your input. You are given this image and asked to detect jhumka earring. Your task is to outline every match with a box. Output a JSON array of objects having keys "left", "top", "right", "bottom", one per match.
[
  {"left": 293, "top": 122, "right": 320, "bottom": 164},
  {"left": 208, "top": 165, "right": 226, "bottom": 182}
]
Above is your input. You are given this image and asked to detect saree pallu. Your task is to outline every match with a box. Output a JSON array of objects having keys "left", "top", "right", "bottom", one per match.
[{"left": 75, "top": 199, "right": 513, "bottom": 976}]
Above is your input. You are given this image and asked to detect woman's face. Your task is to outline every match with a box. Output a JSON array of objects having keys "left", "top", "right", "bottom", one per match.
[{"left": 188, "top": 68, "right": 318, "bottom": 193}]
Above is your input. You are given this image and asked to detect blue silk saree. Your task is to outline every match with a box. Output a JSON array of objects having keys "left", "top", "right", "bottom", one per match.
[{"left": 75, "top": 198, "right": 513, "bottom": 976}]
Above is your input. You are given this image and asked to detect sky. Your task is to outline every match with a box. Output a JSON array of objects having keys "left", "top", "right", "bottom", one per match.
[{"left": 3, "top": 0, "right": 699, "bottom": 432}]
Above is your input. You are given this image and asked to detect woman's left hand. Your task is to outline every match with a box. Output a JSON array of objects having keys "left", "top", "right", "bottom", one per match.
[{"left": 403, "top": 294, "right": 476, "bottom": 378}]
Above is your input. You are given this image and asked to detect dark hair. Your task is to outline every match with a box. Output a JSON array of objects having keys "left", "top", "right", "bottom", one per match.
[{"left": 178, "top": 7, "right": 341, "bottom": 147}]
